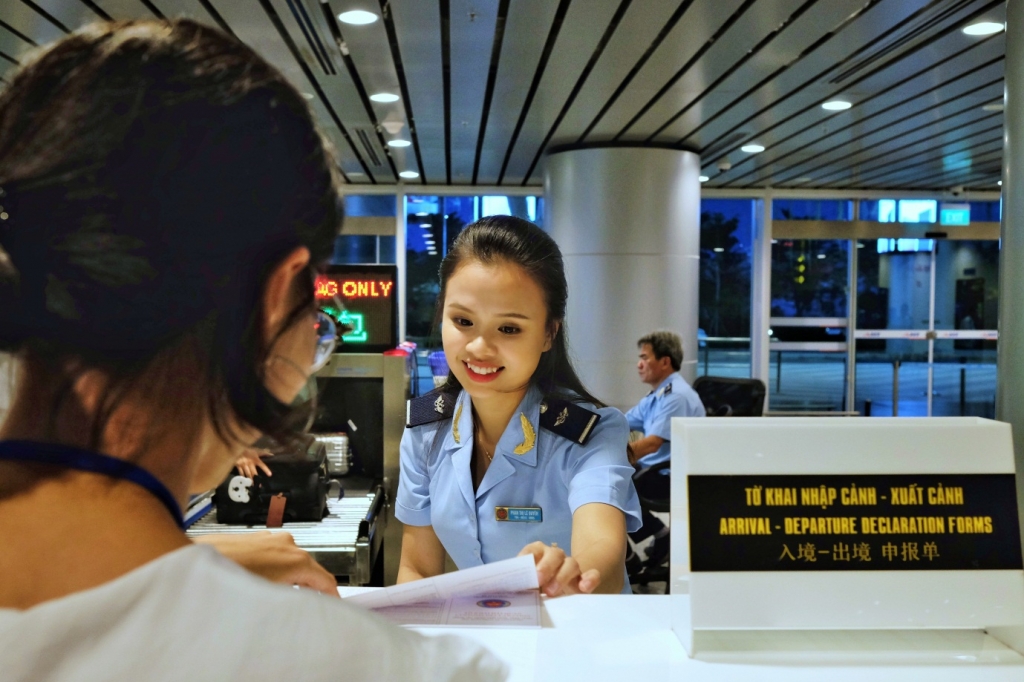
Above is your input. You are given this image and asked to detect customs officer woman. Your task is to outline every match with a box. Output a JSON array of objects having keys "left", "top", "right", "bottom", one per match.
[{"left": 397, "top": 216, "right": 642, "bottom": 595}]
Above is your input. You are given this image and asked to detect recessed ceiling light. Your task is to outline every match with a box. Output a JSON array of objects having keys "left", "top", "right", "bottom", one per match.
[
  {"left": 419, "top": 223, "right": 431, "bottom": 228},
  {"left": 399, "top": 170, "right": 420, "bottom": 179},
  {"left": 302, "top": 92, "right": 315, "bottom": 100},
  {"left": 822, "top": 100, "right": 852, "bottom": 111},
  {"left": 348, "top": 171, "right": 365, "bottom": 177},
  {"left": 998, "top": 180, "right": 1003, "bottom": 186},
  {"left": 387, "top": 140, "right": 411, "bottom": 148},
  {"left": 857, "top": 243, "right": 865, "bottom": 248},
  {"left": 741, "top": 144, "right": 765, "bottom": 154},
  {"left": 817, "top": 254, "right": 826, "bottom": 259},
  {"left": 369, "top": 93, "right": 400, "bottom": 103},
  {"left": 699, "top": 175, "right": 709, "bottom": 182},
  {"left": 338, "top": 10, "right": 378, "bottom": 25},
  {"left": 983, "top": 102, "right": 1004, "bottom": 112},
  {"left": 712, "top": 247, "right": 724, "bottom": 253},
  {"left": 415, "top": 211, "right": 429, "bottom": 216},
  {"left": 962, "top": 21, "right": 1003, "bottom": 36}
]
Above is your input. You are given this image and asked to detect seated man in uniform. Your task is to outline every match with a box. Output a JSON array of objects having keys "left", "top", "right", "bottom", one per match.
[{"left": 625, "top": 331, "right": 705, "bottom": 572}]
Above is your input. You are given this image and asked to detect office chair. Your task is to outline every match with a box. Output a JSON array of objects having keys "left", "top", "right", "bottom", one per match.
[{"left": 629, "top": 376, "right": 766, "bottom": 589}]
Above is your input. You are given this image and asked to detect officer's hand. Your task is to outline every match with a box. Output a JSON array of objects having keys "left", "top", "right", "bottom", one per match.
[
  {"left": 518, "top": 541, "right": 601, "bottom": 597},
  {"left": 235, "top": 449, "right": 272, "bottom": 479},
  {"left": 193, "top": 531, "right": 339, "bottom": 597}
]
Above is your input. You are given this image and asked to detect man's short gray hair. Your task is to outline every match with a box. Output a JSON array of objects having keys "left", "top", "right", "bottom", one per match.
[{"left": 637, "top": 331, "right": 683, "bottom": 371}]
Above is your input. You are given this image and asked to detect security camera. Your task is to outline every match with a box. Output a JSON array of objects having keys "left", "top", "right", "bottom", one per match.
[
  {"left": 949, "top": 185, "right": 965, "bottom": 197},
  {"left": 717, "top": 159, "right": 732, "bottom": 172}
]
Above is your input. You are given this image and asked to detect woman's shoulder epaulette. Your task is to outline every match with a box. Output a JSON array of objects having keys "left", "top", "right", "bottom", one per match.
[
  {"left": 539, "top": 398, "right": 601, "bottom": 446},
  {"left": 406, "top": 389, "right": 457, "bottom": 428}
]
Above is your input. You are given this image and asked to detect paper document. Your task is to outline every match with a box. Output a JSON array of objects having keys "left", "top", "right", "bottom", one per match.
[
  {"left": 370, "top": 591, "right": 540, "bottom": 628},
  {"left": 344, "top": 555, "right": 541, "bottom": 628}
]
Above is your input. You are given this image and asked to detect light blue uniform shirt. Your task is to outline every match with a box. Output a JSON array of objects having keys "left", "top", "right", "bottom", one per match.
[
  {"left": 397, "top": 385, "right": 642, "bottom": 594},
  {"left": 625, "top": 372, "right": 705, "bottom": 467}
]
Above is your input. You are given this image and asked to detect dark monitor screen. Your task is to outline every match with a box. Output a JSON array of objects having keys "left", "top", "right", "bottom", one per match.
[{"left": 315, "top": 264, "right": 397, "bottom": 353}]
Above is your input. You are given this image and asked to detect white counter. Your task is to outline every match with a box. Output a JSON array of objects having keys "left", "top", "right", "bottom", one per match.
[{"left": 338, "top": 589, "right": 1024, "bottom": 681}]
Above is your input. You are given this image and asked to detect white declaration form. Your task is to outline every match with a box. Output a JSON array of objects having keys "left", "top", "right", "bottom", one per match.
[{"left": 344, "top": 555, "right": 541, "bottom": 628}]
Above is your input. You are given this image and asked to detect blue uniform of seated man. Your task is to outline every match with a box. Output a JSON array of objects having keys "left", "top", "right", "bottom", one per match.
[{"left": 624, "top": 331, "right": 705, "bottom": 571}]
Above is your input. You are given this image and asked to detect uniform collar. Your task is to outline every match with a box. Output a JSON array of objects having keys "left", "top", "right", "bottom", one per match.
[
  {"left": 654, "top": 372, "right": 677, "bottom": 397},
  {"left": 443, "top": 386, "right": 543, "bottom": 501}
]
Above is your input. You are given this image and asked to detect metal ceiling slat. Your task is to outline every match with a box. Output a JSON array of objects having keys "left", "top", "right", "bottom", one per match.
[
  {"left": 517, "top": 0, "right": 632, "bottom": 186},
  {"left": 805, "top": 104, "right": 1004, "bottom": 187},
  {"left": 745, "top": 64, "right": 1005, "bottom": 187},
  {"left": 90, "top": 1, "right": 153, "bottom": 18},
  {"left": 836, "top": 131, "right": 1003, "bottom": 188},
  {"left": 567, "top": 0, "right": 696, "bottom": 143},
  {"left": 150, "top": 0, "right": 235, "bottom": 36},
  {"left": 695, "top": 0, "right": 998, "bottom": 161},
  {"left": 472, "top": 0, "right": 560, "bottom": 185},
  {"left": 319, "top": 0, "right": 402, "bottom": 180},
  {"left": 733, "top": 65, "right": 1005, "bottom": 188},
  {"left": 645, "top": 0, "right": 864, "bottom": 144},
  {"left": 2, "top": 1, "right": 70, "bottom": 43},
  {"left": 581, "top": 0, "right": 747, "bottom": 142},
  {"left": 886, "top": 147, "right": 1003, "bottom": 189},
  {"left": 617, "top": 0, "right": 805, "bottom": 142},
  {"left": 375, "top": 0, "right": 443, "bottom": 184},
  {"left": 494, "top": 0, "right": 572, "bottom": 184},
  {"left": 210, "top": 0, "right": 376, "bottom": 181},
  {"left": 495, "top": 0, "right": 626, "bottom": 186},
  {"left": 716, "top": 29, "right": 1005, "bottom": 186},
  {"left": 446, "top": 0, "right": 503, "bottom": 184}
]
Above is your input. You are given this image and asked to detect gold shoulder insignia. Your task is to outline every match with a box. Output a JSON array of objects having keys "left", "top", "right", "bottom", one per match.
[
  {"left": 513, "top": 413, "right": 536, "bottom": 455},
  {"left": 434, "top": 394, "right": 445, "bottom": 413},
  {"left": 452, "top": 401, "right": 463, "bottom": 444},
  {"left": 554, "top": 407, "right": 568, "bottom": 427}
]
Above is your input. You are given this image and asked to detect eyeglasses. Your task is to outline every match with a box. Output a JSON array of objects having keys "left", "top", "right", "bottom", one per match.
[{"left": 311, "top": 309, "right": 338, "bottom": 372}]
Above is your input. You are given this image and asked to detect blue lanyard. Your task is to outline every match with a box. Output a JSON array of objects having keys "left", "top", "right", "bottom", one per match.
[{"left": 0, "top": 440, "right": 185, "bottom": 529}]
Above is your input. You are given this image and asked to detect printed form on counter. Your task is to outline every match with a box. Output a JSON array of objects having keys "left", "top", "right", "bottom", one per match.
[{"left": 344, "top": 555, "right": 541, "bottom": 628}]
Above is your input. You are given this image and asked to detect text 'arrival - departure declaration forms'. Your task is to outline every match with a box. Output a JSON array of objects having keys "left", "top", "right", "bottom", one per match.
[{"left": 688, "top": 475, "right": 1023, "bottom": 571}]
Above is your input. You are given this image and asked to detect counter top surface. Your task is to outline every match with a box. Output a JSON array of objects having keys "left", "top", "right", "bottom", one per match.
[{"left": 338, "top": 588, "right": 1024, "bottom": 681}]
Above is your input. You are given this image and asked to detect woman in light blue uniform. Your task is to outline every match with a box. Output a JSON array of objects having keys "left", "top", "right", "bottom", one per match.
[{"left": 397, "top": 217, "right": 641, "bottom": 596}]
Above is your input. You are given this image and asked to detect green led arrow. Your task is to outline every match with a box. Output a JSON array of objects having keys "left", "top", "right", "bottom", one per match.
[{"left": 339, "top": 310, "right": 368, "bottom": 343}]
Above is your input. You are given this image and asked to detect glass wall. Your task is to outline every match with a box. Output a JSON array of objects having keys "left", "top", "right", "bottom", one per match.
[
  {"left": 698, "top": 199, "right": 754, "bottom": 378},
  {"left": 333, "top": 194, "right": 397, "bottom": 265}
]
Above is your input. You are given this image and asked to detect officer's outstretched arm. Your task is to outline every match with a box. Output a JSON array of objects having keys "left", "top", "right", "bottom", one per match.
[
  {"left": 397, "top": 524, "right": 446, "bottom": 583},
  {"left": 570, "top": 502, "right": 627, "bottom": 594}
]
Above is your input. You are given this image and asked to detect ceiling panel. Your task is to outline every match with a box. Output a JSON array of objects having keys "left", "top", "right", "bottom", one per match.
[
  {"left": 496, "top": 0, "right": 626, "bottom": 185},
  {"left": 0, "top": 0, "right": 1012, "bottom": 191},
  {"left": 472, "top": 0, "right": 561, "bottom": 184}
]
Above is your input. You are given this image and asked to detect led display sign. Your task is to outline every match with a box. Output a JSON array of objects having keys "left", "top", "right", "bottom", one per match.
[
  {"left": 939, "top": 202, "right": 971, "bottom": 226},
  {"left": 315, "top": 264, "right": 397, "bottom": 353}
]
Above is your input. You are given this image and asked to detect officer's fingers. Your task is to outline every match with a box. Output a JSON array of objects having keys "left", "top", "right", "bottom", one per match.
[
  {"left": 533, "top": 545, "right": 567, "bottom": 590},
  {"left": 577, "top": 568, "right": 601, "bottom": 594},
  {"left": 545, "top": 556, "right": 582, "bottom": 597}
]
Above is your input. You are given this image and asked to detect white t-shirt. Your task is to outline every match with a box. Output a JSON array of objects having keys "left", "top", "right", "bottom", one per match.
[{"left": 0, "top": 545, "right": 506, "bottom": 681}]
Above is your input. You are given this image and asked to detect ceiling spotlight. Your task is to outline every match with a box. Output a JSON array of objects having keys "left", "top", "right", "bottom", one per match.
[
  {"left": 399, "top": 170, "right": 420, "bottom": 179},
  {"left": 741, "top": 144, "right": 765, "bottom": 154},
  {"left": 699, "top": 175, "right": 709, "bottom": 182},
  {"left": 415, "top": 212, "right": 429, "bottom": 216},
  {"left": 962, "top": 21, "right": 1003, "bottom": 36},
  {"left": 387, "top": 140, "right": 411, "bottom": 148},
  {"left": 983, "top": 102, "right": 1004, "bottom": 112},
  {"left": 338, "top": 10, "right": 378, "bottom": 25},
  {"left": 822, "top": 100, "right": 852, "bottom": 111},
  {"left": 370, "top": 93, "right": 400, "bottom": 103},
  {"left": 712, "top": 247, "right": 724, "bottom": 253},
  {"left": 817, "top": 253, "right": 826, "bottom": 259},
  {"left": 419, "top": 223, "right": 431, "bottom": 228},
  {"left": 998, "top": 180, "right": 1003, "bottom": 186}
]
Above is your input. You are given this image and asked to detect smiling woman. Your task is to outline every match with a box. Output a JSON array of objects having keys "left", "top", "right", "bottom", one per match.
[{"left": 395, "top": 216, "right": 642, "bottom": 597}]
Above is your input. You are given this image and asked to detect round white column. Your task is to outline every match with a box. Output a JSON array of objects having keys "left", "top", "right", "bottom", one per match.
[{"left": 545, "top": 146, "right": 702, "bottom": 411}]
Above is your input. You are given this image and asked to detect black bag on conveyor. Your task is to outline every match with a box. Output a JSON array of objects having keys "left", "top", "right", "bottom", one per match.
[{"left": 214, "top": 438, "right": 329, "bottom": 525}]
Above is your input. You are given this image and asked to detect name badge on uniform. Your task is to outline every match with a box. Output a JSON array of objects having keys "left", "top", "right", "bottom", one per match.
[{"left": 495, "top": 506, "right": 543, "bottom": 522}]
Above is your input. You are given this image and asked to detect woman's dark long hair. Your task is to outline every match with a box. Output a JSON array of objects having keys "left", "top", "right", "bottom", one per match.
[
  {"left": 434, "top": 215, "right": 604, "bottom": 408},
  {"left": 0, "top": 19, "right": 342, "bottom": 452}
]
